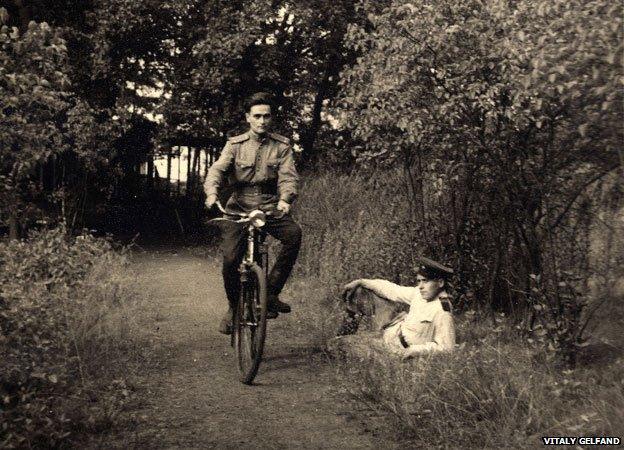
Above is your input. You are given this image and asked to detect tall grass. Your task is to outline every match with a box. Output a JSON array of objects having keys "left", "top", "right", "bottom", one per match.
[
  {"left": 289, "top": 169, "right": 624, "bottom": 446},
  {"left": 0, "top": 227, "right": 154, "bottom": 448},
  {"left": 336, "top": 314, "right": 624, "bottom": 447},
  {"left": 293, "top": 169, "right": 424, "bottom": 288}
]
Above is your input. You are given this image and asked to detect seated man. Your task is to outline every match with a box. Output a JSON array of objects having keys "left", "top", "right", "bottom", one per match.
[{"left": 337, "top": 257, "right": 456, "bottom": 359}]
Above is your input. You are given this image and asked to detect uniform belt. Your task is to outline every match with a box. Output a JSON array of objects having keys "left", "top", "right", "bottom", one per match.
[
  {"left": 398, "top": 330, "right": 409, "bottom": 348},
  {"left": 236, "top": 185, "right": 276, "bottom": 196}
]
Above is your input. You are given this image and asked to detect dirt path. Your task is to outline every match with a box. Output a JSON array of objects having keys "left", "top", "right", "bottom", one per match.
[{"left": 124, "top": 248, "right": 390, "bottom": 449}]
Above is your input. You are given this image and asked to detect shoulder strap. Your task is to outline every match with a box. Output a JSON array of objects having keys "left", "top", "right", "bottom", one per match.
[
  {"left": 441, "top": 299, "right": 453, "bottom": 313},
  {"left": 269, "top": 132, "right": 290, "bottom": 145},
  {"left": 228, "top": 132, "right": 249, "bottom": 144}
]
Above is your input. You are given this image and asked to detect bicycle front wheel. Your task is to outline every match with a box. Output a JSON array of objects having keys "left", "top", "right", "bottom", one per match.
[{"left": 234, "top": 262, "right": 268, "bottom": 384}]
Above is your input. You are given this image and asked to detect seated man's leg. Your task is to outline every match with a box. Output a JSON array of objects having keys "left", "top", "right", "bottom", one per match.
[
  {"left": 330, "top": 288, "right": 408, "bottom": 358},
  {"left": 337, "top": 309, "right": 359, "bottom": 336},
  {"left": 338, "top": 287, "right": 375, "bottom": 335},
  {"left": 327, "top": 332, "right": 386, "bottom": 360},
  {"left": 264, "top": 214, "right": 302, "bottom": 312}
]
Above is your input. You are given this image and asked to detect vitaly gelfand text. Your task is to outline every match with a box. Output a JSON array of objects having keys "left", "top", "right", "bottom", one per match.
[{"left": 542, "top": 436, "right": 621, "bottom": 445}]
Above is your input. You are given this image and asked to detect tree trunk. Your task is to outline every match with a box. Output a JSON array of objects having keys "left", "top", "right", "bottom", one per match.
[
  {"left": 204, "top": 148, "right": 210, "bottom": 179},
  {"left": 9, "top": 211, "right": 19, "bottom": 240},
  {"left": 191, "top": 146, "right": 200, "bottom": 197},
  {"left": 300, "top": 68, "right": 331, "bottom": 167},
  {"left": 209, "top": 146, "right": 216, "bottom": 165},
  {"left": 12, "top": 0, "right": 31, "bottom": 32},
  {"left": 177, "top": 146, "right": 181, "bottom": 195},
  {"left": 52, "top": 154, "right": 57, "bottom": 190},
  {"left": 147, "top": 151, "right": 154, "bottom": 190},
  {"left": 186, "top": 147, "right": 192, "bottom": 196},
  {"left": 166, "top": 148, "right": 172, "bottom": 195}
]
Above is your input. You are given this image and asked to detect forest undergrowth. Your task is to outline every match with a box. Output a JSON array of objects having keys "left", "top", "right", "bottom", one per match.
[
  {"left": 0, "top": 227, "right": 157, "bottom": 448},
  {"left": 290, "top": 170, "right": 623, "bottom": 448}
]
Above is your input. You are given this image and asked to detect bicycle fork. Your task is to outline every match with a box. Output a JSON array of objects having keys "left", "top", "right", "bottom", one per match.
[{"left": 237, "top": 226, "right": 269, "bottom": 326}]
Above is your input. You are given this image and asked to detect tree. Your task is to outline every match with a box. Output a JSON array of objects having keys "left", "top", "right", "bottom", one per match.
[
  {"left": 0, "top": 16, "right": 70, "bottom": 238},
  {"left": 339, "top": 0, "right": 622, "bottom": 320},
  {"left": 158, "top": 0, "right": 370, "bottom": 167},
  {"left": 1, "top": 1, "right": 182, "bottom": 235}
]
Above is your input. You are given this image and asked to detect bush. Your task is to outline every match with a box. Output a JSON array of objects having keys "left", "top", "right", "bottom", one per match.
[
  {"left": 291, "top": 169, "right": 622, "bottom": 446},
  {"left": 293, "top": 165, "right": 623, "bottom": 363},
  {"left": 336, "top": 0, "right": 622, "bottom": 362},
  {"left": 0, "top": 227, "right": 151, "bottom": 448}
]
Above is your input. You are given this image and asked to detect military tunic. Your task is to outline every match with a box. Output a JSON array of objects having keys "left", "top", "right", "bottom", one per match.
[{"left": 203, "top": 130, "right": 298, "bottom": 211}]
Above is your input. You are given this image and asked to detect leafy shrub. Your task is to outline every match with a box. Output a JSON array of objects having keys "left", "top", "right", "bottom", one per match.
[
  {"left": 0, "top": 227, "right": 150, "bottom": 448},
  {"left": 292, "top": 169, "right": 622, "bottom": 446},
  {"left": 294, "top": 163, "right": 623, "bottom": 365},
  {"left": 335, "top": 0, "right": 622, "bottom": 361},
  {"left": 294, "top": 169, "right": 426, "bottom": 282}
]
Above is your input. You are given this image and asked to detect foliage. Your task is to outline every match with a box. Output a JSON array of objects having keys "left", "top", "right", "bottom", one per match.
[
  {"left": 337, "top": 0, "right": 622, "bottom": 354},
  {"left": 0, "top": 15, "right": 70, "bottom": 234},
  {"left": 525, "top": 273, "right": 586, "bottom": 367},
  {"left": 1, "top": 0, "right": 373, "bottom": 235},
  {"left": 0, "top": 1, "right": 179, "bottom": 236},
  {"left": 158, "top": 0, "right": 368, "bottom": 165},
  {"left": 0, "top": 227, "right": 151, "bottom": 448},
  {"left": 294, "top": 168, "right": 622, "bottom": 364},
  {"left": 341, "top": 0, "right": 623, "bottom": 169}
]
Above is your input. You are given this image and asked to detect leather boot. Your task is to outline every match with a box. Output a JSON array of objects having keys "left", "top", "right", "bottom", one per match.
[{"left": 268, "top": 295, "right": 291, "bottom": 313}]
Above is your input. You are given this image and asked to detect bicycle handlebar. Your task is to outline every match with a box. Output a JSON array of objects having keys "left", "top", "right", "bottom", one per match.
[
  {"left": 207, "top": 200, "right": 283, "bottom": 225},
  {"left": 213, "top": 200, "right": 245, "bottom": 217}
]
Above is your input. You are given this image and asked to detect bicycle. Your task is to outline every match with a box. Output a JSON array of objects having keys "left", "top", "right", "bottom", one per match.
[{"left": 208, "top": 200, "right": 277, "bottom": 384}]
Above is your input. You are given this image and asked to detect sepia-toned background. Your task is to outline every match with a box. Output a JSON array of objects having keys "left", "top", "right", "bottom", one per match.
[{"left": 1, "top": 1, "right": 622, "bottom": 448}]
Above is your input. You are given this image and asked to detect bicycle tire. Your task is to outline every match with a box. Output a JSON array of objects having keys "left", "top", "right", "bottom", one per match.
[{"left": 234, "top": 262, "right": 268, "bottom": 384}]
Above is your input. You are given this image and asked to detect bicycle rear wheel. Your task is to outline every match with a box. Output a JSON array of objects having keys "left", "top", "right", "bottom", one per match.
[{"left": 234, "top": 262, "right": 268, "bottom": 384}]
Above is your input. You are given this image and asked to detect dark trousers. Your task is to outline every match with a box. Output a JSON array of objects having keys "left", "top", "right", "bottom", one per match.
[{"left": 220, "top": 214, "right": 302, "bottom": 308}]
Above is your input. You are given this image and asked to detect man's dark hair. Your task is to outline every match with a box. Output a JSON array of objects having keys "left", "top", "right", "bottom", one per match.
[{"left": 245, "top": 92, "right": 274, "bottom": 112}]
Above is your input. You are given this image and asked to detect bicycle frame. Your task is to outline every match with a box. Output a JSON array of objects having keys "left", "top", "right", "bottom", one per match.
[
  {"left": 242, "top": 221, "right": 269, "bottom": 269},
  {"left": 209, "top": 201, "right": 271, "bottom": 383},
  {"left": 233, "top": 223, "right": 269, "bottom": 343}
]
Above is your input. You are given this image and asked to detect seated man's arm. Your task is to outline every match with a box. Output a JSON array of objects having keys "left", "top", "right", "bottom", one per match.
[
  {"left": 344, "top": 279, "right": 415, "bottom": 305},
  {"left": 402, "top": 312, "right": 456, "bottom": 358}
]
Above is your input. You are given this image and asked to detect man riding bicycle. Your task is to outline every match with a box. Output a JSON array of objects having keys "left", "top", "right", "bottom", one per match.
[{"left": 204, "top": 92, "right": 302, "bottom": 335}]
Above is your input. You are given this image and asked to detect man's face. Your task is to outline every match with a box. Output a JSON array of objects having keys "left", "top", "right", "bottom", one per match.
[
  {"left": 416, "top": 275, "right": 445, "bottom": 301},
  {"left": 246, "top": 104, "right": 272, "bottom": 135}
]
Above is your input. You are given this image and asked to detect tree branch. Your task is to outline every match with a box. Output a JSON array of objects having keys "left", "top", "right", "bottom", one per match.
[{"left": 548, "top": 165, "right": 619, "bottom": 231}]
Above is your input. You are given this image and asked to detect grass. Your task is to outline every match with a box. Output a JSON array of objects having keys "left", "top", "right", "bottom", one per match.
[
  {"left": 0, "top": 228, "right": 157, "bottom": 448},
  {"left": 332, "top": 316, "right": 624, "bottom": 448},
  {"left": 286, "top": 169, "right": 624, "bottom": 448}
]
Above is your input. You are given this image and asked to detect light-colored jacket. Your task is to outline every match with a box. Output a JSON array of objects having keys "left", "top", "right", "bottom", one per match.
[{"left": 360, "top": 279, "right": 456, "bottom": 353}]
